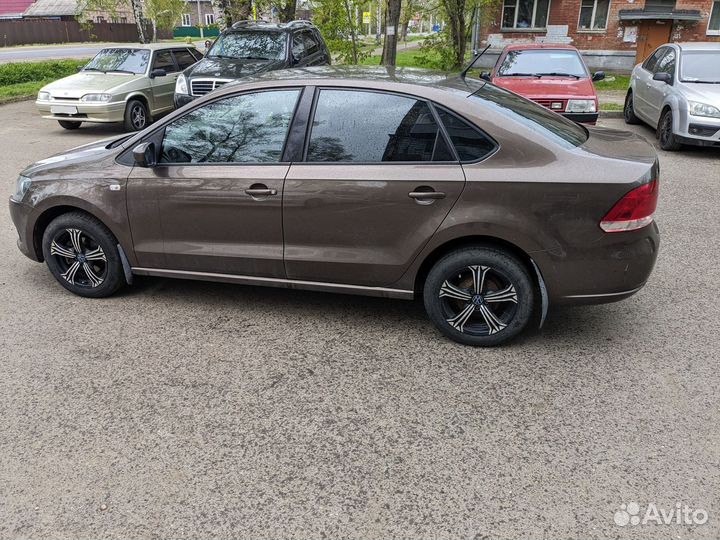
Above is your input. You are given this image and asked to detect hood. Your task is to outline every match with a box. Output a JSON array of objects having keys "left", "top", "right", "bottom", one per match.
[
  {"left": 42, "top": 72, "right": 140, "bottom": 99},
  {"left": 492, "top": 76, "right": 596, "bottom": 99},
  {"left": 185, "top": 56, "right": 285, "bottom": 80},
  {"left": 680, "top": 82, "right": 720, "bottom": 105},
  {"left": 579, "top": 125, "right": 658, "bottom": 165},
  {"left": 22, "top": 136, "right": 125, "bottom": 177}
]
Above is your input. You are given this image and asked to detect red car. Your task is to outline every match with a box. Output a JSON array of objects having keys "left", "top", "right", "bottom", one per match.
[{"left": 483, "top": 44, "right": 605, "bottom": 124}]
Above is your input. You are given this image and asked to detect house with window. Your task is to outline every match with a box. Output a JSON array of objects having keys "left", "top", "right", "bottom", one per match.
[
  {"left": 481, "top": 0, "right": 720, "bottom": 69},
  {"left": 178, "top": 0, "right": 217, "bottom": 27}
]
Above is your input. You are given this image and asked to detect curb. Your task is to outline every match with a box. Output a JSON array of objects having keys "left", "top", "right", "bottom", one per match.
[
  {"left": 599, "top": 110, "right": 624, "bottom": 119},
  {"left": 0, "top": 95, "right": 34, "bottom": 106}
]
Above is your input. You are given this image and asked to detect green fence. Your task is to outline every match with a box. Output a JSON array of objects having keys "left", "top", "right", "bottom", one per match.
[{"left": 173, "top": 26, "right": 220, "bottom": 38}]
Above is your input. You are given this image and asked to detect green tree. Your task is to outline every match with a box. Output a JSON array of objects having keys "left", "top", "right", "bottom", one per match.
[
  {"left": 145, "top": 0, "right": 186, "bottom": 41},
  {"left": 313, "top": 0, "right": 368, "bottom": 64},
  {"left": 78, "top": 0, "right": 147, "bottom": 43}
]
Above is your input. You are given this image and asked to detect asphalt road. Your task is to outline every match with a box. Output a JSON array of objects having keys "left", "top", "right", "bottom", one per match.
[
  {"left": 0, "top": 44, "right": 111, "bottom": 63},
  {"left": 1, "top": 101, "right": 719, "bottom": 540}
]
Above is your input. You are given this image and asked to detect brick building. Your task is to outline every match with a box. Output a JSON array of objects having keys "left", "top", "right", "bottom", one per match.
[{"left": 480, "top": 0, "right": 720, "bottom": 69}]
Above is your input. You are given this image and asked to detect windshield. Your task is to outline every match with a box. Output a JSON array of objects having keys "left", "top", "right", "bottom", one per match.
[
  {"left": 470, "top": 82, "right": 588, "bottom": 148},
  {"left": 497, "top": 49, "right": 588, "bottom": 78},
  {"left": 680, "top": 52, "right": 720, "bottom": 83},
  {"left": 208, "top": 31, "right": 285, "bottom": 61},
  {"left": 83, "top": 48, "right": 149, "bottom": 74}
]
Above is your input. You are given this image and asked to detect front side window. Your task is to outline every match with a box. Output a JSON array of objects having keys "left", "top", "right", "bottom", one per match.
[
  {"left": 708, "top": 1, "right": 720, "bottom": 34},
  {"left": 291, "top": 34, "right": 305, "bottom": 59},
  {"left": 302, "top": 31, "right": 319, "bottom": 55},
  {"left": 502, "top": 0, "right": 550, "bottom": 29},
  {"left": 83, "top": 48, "right": 150, "bottom": 74},
  {"left": 152, "top": 51, "right": 177, "bottom": 73},
  {"left": 470, "top": 82, "right": 588, "bottom": 149},
  {"left": 306, "top": 90, "right": 450, "bottom": 163},
  {"left": 207, "top": 31, "right": 286, "bottom": 61},
  {"left": 654, "top": 49, "right": 676, "bottom": 75},
  {"left": 578, "top": 0, "right": 610, "bottom": 30},
  {"left": 680, "top": 51, "right": 720, "bottom": 82},
  {"left": 173, "top": 49, "right": 197, "bottom": 70},
  {"left": 497, "top": 49, "right": 588, "bottom": 78},
  {"left": 160, "top": 90, "right": 300, "bottom": 164},
  {"left": 642, "top": 47, "right": 667, "bottom": 72}
]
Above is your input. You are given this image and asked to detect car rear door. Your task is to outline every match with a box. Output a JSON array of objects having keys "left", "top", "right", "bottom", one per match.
[
  {"left": 149, "top": 49, "right": 180, "bottom": 114},
  {"left": 126, "top": 88, "right": 301, "bottom": 276},
  {"left": 282, "top": 87, "right": 466, "bottom": 288}
]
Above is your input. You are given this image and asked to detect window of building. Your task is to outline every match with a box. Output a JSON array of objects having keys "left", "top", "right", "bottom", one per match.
[
  {"left": 110, "top": 16, "right": 119, "bottom": 23},
  {"left": 502, "top": 0, "right": 551, "bottom": 29},
  {"left": 120, "top": 16, "right": 127, "bottom": 23},
  {"left": 95, "top": 16, "right": 105, "bottom": 23},
  {"left": 205, "top": 13, "right": 215, "bottom": 25},
  {"left": 709, "top": 0, "right": 720, "bottom": 34},
  {"left": 181, "top": 13, "right": 191, "bottom": 27},
  {"left": 578, "top": 0, "right": 610, "bottom": 30}
]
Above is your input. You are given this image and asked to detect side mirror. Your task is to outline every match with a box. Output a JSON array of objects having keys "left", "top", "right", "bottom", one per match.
[
  {"left": 149, "top": 68, "right": 166, "bottom": 79},
  {"left": 653, "top": 72, "right": 672, "bottom": 84},
  {"left": 592, "top": 71, "right": 605, "bottom": 82},
  {"left": 133, "top": 142, "right": 156, "bottom": 167},
  {"left": 480, "top": 71, "right": 491, "bottom": 81}
]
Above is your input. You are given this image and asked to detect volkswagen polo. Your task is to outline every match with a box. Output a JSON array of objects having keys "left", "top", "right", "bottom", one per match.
[{"left": 10, "top": 67, "right": 660, "bottom": 346}]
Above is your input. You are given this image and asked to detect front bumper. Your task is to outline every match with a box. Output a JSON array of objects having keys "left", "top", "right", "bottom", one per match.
[
  {"left": 36, "top": 99, "right": 126, "bottom": 124},
  {"left": 9, "top": 198, "right": 39, "bottom": 262},
  {"left": 562, "top": 111, "right": 599, "bottom": 124},
  {"left": 675, "top": 112, "right": 720, "bottom": 146}
]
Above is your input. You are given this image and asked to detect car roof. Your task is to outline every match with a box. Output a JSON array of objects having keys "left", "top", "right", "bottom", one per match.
[
  {"left": 676, "top": 42, "right": 720, "bottom": 52},
  {"left": 502, "top": 43, "right": 579, "bottom": 52},
  {"left": 228, "top": 20, "right": 316, "bottom": 32},
  {"left": 99, "top": 43, "right": 197, "bottom": 51}
]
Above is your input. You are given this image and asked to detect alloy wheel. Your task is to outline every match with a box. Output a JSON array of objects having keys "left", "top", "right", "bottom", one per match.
[
  {"left": 438, "top": 265, "right": 518, "bottom": 336},
  {"left": 131, "top": 105, "right": 146, "bottom": 129},
  {"left": 660, "top": 113, "right": 672, "bottom": 146},
  {"left": 49, "top": 228, "right": 107, "bottom": 288}
]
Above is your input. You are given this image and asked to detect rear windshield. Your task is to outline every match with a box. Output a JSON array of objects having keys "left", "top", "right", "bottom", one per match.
[
  {"left": 207, "top": 31, "right": 286, "bottom": 61},
  {"left": 497, "top": 49, "right": 588, "bottom": 78},
  {"left": 470, "top": 82, "right": 588, "bottom": 148},
  {"left": 680, "top": 51, "right": 720, "bottom": 83}
]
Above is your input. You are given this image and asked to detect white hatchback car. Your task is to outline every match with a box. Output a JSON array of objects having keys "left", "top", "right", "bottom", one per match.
[{"left": 624, "top": 42, "right": 720, "bottom": 150}]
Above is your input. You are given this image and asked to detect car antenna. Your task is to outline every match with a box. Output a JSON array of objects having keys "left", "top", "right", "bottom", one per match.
[{"left": 460, "top": 44, "right": 491, "bottom": 80}]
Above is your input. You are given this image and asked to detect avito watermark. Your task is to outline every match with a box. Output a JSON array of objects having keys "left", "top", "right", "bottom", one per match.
[{"left": 614, "top": 502, "right": 709, "bottom": 527}]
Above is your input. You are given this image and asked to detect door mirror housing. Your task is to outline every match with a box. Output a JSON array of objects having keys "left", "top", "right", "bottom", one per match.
[
  {"left": 133, "top": 142, "right": 156, "bottom": 168},
  {"left": 150, "top": 68, "right": 167, "bottom": 79},
  {"left": 653, "top": 72, "right": 672, "bottom": 84},
  {"left": 592, "top": 71, "right": 605, "bottom": 82},
  {"left": 480, "top": 71, "right": 491, "bottom": 81}
]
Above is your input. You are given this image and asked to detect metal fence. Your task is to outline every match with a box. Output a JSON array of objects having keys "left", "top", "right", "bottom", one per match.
[{"left": 0, "top": 20, "right": 172, "bottom": 47}]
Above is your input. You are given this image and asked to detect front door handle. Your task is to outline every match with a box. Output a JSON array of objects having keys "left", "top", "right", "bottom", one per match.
[
  {"left": 409, "top": 189, "right": 446, "bottom": 203},
  {"left": 245, "top": 184, "right": 278, "bottom": 199}
]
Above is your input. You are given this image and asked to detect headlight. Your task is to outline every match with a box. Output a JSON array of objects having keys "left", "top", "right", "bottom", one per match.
[
  {"left": 688, "top": 101, "right": 720, "bottom": 118},
  {"left": 80, "top": 93, "right": 112, "bottom": 102},
  {"left": 175, "top": 73, "right": 188, "bottom": 95},
  {"left": 12, "top": 175, "right": 32, "bottom": 202},
  {"left": 37, "top": 91, "right": 50, "bottom": 101},
  {"left": 566, "top": 99, "right": 597, "bottom": 113}
]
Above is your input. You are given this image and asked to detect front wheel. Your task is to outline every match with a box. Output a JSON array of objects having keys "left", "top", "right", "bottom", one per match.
[
  {"left": 423, "top": 247, "right": 535, "bottom": 346},
  {"left": 657, "top": 109, "right": 682, "bottom": 151},
  {"left": 58, "top": 120, "right": 81, "bottom": 130},
  {"left": 41, "top": 212, "right": 124, "bottom": 298},
  {"left": 123, "top": 99, "right": 149, "bottom": 131}
]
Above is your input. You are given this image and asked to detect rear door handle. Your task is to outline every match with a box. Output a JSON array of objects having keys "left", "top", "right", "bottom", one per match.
[{"left": 245, "top": 184, "right": 277, "bottom": 199}]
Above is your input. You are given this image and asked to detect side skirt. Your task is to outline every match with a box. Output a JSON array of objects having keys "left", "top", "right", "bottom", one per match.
[{"left": 130, "top": 267, "right": 415, "bottom": 300}]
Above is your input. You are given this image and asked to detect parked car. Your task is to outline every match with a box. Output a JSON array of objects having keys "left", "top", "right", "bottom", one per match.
[
  {"left": 10, "top": 68, "right": 660, "bottom": 346},
  {"left": 483, "top": 44, "right": 605, "bottom": 124},
  {"left": 624, "top": 42, "right": 720, "bottom": 150},
  {"left": 174, "top": 20, "right": 330, "bottom": 108},
  {"left": 36, "top": 44, "right": 202, "bottom": 132}
]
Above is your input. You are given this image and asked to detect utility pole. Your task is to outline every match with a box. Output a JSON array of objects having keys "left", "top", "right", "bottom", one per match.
[{"left": 196, "top": 0, "right": 204, "bottom": 39}]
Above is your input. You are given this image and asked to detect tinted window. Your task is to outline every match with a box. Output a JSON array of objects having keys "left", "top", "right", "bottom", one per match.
[
  {"left": 153, "top": 51, "right": 176, "bottom": 72},
  {"left": 307, "top": 90, "right": 446, "bottom": 162},
  {"left": 470, "top": 82, "right": 588, "bottom": 148},
  {"left": 302, "top": 31, "right": 319, "bottom": 55},
  {"left": 291, "top": 34, "right": 304, "bottom": 59},
  {"left": 83, "top": 48, "right": 149, "bottom": 74},
  {"left": 160, "top": 90, "right": 300, "bottom": 164},
  {"left": 642, "top": 47, "right": 667, "bottom": 72},
  {"left": 208, "top": 31, "right": 286, "bottom": 61},
  {"left": 497, "top": 49, "right": 587, "bottom": 78},
  {"left": 437, "top": 109, "right": 496, "bottom": 162},
  {"left": 174, "top": 49, "right": 197, "bottom": 70},
  {"left": 654, "top": 49, "right": 675, "bottom": 75}
]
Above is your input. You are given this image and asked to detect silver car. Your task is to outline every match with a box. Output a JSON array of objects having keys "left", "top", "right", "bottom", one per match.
[
  {"left": 36, "top": 44, "right": 202, "bottom": 132},
  {"left": 624, "top": 42, "right": 720, "bottom": 150}
]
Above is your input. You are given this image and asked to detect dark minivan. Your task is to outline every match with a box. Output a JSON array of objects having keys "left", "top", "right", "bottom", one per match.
[{"left": 174, "top": 20, "right": 330, "bottom": 108}]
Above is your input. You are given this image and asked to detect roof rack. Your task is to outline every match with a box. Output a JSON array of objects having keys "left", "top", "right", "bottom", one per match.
[
  {"left": 231, "top": 19, "right": 271, "bottom": 28},
  {"left": 286, "top": 19, "right": 313, "bottom": 28}
]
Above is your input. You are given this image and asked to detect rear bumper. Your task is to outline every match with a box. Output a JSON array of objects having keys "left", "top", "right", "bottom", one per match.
[
  {"left": 536, "top": 221, "right": 660, "bottom": 306},
  {"left": 562, "top": 111, "right": 599, "bottom": 124}
]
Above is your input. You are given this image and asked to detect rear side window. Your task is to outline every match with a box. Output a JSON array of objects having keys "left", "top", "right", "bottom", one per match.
[
  {"left": 436, "top": 108, "right": 496, "bottom": 162},
  {"left": 302, "top": 31, "right": 319, "bottom": 55},
  {"left": 306, "top": 89, "right": 451, "bottom": 162},
  {"left": 174, "top": 49, "right": 197, "bottom": 70}
]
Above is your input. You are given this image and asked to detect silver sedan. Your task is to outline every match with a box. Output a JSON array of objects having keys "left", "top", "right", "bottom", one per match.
[{"left": 624, "top": 42, "right": 720, "bottom": 150}]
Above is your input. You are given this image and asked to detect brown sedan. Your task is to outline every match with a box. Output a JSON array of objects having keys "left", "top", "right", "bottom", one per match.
[{"left": 9, "top": 67, "right": 660, "bottom": 346}]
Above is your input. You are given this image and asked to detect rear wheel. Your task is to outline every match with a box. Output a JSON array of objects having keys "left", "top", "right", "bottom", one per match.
[
  {"left": 623, "top": 91, "right": 640, "bottom": 124},
  {"left": 423, "top": 247, "right": 535, "bottom": 346},
  {"left": 41, "top": 212, "right": 124, "bottom": 298},
  {"left": 123, "top": 99, "right": 149, "bottom": 131},
  {"left": 58, "top": 120, "right": 81, "bottom": 130},
  {"left": 658, "top": 109, "right": 682, "bottom": 151}
]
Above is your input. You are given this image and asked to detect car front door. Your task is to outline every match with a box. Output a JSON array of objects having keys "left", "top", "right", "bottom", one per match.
[
  {"left": 645, "top": 47, "right": 676, "bottom": 124},
  {"left": 633, "top": 46, "right": 667, "bottom": 120},
  {"left": 282, "top": 88, "right": 467, "bottom": 288},
  {"left": 149, "top": 49, "right": 180, "bottom": 115},
  {"left": 126, "top": 88, "right": 302, "bottom": 277}
]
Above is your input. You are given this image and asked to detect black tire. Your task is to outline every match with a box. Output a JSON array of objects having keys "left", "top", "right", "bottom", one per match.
[
  {"left": 123, "top": 99, "right": 149, "bottom": 131},
  {"left": 41, "top": 212, "right": 124, "bottom": 298},
  {"left": 657, "top": 109, "right": 682, "bottom": 151},
  {"left": 423, "top": 247, "right": 535, "bottom": 346},
  {"left": 623, "top": 91, "right": 640, "bottom": 125},
  {"left": 58, "top": 120, "right": 81, "bottom": 130}
]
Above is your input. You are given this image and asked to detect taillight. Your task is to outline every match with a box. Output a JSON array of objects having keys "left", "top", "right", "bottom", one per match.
[{"left": 600, "top": 178, "right": 658, "bottom": 233}]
